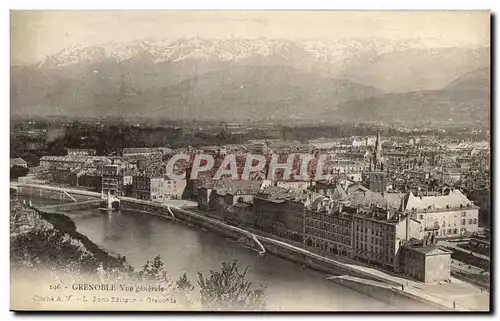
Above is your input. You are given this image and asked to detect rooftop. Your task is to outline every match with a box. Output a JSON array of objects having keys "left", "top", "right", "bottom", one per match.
[
  {"left": 404, "top": 243, "right": 452, "bottom": 255},
  {"left": 10, "top": 158, "right": 27, "bottom": 166},
  {"left": 213, "top": 180, "right": 262, "bottom": 196},
  {"left": 402, "top": 189, "right": 477, "bottom": 212}
]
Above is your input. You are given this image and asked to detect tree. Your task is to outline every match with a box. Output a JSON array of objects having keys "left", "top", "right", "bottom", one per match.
[
  {"left": 197, "top": 260, "right": 265, "bottom": 311},
  {"left": 176, "top": 272, "right": 194, "bottom": 292},
  {"left": 175, "top": 272, "right": 196, "bottom": 308},
  {"left": 139, "top": 255, "right": 175, "bottom": 301},
  {"left": 140, "top": 255, "right": 170, "bottom": 282},
  {"left": 46, "top": 140, "right": 67, "bottom": 156}
]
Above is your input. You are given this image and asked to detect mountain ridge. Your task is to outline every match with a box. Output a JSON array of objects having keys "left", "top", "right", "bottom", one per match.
[
  {"left": 334, "top": 66, "right": 490, "bottom": 124},
  {"left": 10, "top": 38, "right": 490, "bottom": 123},
  {"left": 11, "top": 64, "right": 383, "bottom": 120},
  {"left": 32, "top": 37, "right": 434, "bottom": 70}
]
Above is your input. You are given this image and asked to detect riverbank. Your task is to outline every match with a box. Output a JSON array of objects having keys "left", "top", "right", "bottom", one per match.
[
  {"left": 10, "top": 198, "right": 131, "bottom": 274},
  {"left": 13, "top": 183, "right": 489, "bottom": 311},
  {"left": 110, "top": 196, "right": 470, "bottom": 310},
  {"left": 130, "top": 203, "right": 487, "bottom": 311},
  {"left": 10, "top": 198, "right": 269, "bottom": 311}
]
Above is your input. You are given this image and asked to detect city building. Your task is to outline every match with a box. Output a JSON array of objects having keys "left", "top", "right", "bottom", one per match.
[
  {"left": 262, "top": 180, "right": 314, "bottom": 191},
  {"left": 151, "top": 177, "right": 187, "bottom": 201},
  {"left": 77, "top": 172, "right": 102, "bottom": 192},
  {"left": 100, "top": 159, "right": 138, "bottom": 198},
  {"left": 67, "top": 149, "right": 97, "bottom": 156},
  {"left": 10, "top": 158, "right": 27, "bottom": 168},
  {"left": 367, "top": 132, "right": 387, "bottom": 194},
  {"left": 253, "top": 187, "right": 306, "bottom": 243},
  {"left": 399, "top": 237, "right": 452, "bottom": 283},
  {"left": 101, "top": 166, "right": 123, "bottom": 198},
  {"left": 442, "top": 169, "right": 464, "bottom": 183},
  {"left": 40, "top": 155, "right": 111, "bottom": 169},
  {"left": 132, "top": 175, "right": 187, "bottom": 202},
  {"left": 325, "top": 159, "right": 364, "bottom": 182},
  {"left": 198, "top": 181, "right": 262, "bottom": 224},
  {"left": 234, "top": 181, "right": 427, "bottom": 274},
  {"left": 402, "top": 189, "right": 479, "bottom": 238},
  {"left": 350, "top": 207, "right": 423, "bottom": 271},
  {"left": 305, "top": 196, "right": 354, "bottom": 259},
  {"left": 468, "top": 234, "right": 490, "bottom": 255},
  {"left": 132, "top": 175, "right": 151, "bottom": 200},
  {"left": 122, "top": 147, "right": 166, "bottom": 156},
  {"left": 303, "top": 191, "right": 423, "bottom": 272},
  {"left": 51, "top": 167, "right": 76, "bottom": 185}
]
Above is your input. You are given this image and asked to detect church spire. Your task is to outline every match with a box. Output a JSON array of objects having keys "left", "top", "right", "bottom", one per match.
[
  {"left": 375, "top": 130, "right": 381, "bottom": 157},
  {"left": 368, "top": 130, "right": 386, "bottom": 195},
  {"left": 373, "top": 130, "right": 384, "bottom": 171}
]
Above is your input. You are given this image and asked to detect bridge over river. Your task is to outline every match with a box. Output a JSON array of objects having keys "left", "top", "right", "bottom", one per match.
[{"left": 37, "top": 199, "right": 103, "bottom": 212}]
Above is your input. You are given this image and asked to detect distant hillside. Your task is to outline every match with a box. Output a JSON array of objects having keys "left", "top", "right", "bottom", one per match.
[
  {"left": 444, "top": 67, "right": 490, "bottom": 93},
  {"left": 11, "top": 65, "right": 383, "bottom": 120},
  {"left": 335, "top": 67, "right": 490, "bottom": 124},
  {"left": 339, "top": 47, "right": 489, "bottom": 93}
]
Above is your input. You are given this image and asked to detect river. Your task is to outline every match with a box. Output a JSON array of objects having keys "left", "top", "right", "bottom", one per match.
[{"left": 19, "top": 195, "right": 433, "bottom": 311}]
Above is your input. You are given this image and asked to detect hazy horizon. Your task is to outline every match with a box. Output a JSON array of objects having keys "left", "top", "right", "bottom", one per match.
[{"left": 11, "top": 10, "right": 490, "bottom": 65}]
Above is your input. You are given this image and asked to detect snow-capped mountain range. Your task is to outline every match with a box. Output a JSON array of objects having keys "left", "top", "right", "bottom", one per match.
[
  {"left": 36, "top": 37, "right": 427, "bottom": 70},
  {"left": 12, "top": 37, "right": 490, "bottom": 122}
]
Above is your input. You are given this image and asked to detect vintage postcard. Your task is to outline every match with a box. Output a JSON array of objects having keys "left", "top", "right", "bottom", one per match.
[{"left": 10, "top": 10, "right": 490, "bottom": 311}]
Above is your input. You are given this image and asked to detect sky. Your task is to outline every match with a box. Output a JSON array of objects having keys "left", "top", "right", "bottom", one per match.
[{"left": 11, "top": 10, "right": 490, "bottom": 64}]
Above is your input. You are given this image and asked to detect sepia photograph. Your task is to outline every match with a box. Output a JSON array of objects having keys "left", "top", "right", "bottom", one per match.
[{"left": 9, "top": 10, "right": 491, "bottom": 312}]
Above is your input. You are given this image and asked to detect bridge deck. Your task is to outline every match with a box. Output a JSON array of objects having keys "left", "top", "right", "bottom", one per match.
[{"left": 38, "top": 199, "right": 102, "bottom": 211}]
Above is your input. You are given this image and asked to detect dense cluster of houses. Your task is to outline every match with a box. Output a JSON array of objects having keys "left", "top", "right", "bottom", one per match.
[
  {"left": 11, "top": 132, "right": 488, "bottom": 284},
  {"left": 195, "top": 134, "right": 482, "bottom": 283}
]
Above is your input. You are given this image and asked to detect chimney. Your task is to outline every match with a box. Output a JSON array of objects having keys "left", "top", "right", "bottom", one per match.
[
  {"left": 430, "top": 233, "right": 436, "bottom": 245},
  {"left": 406, "top": 213, "right": 410, "bottom": 240}
]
